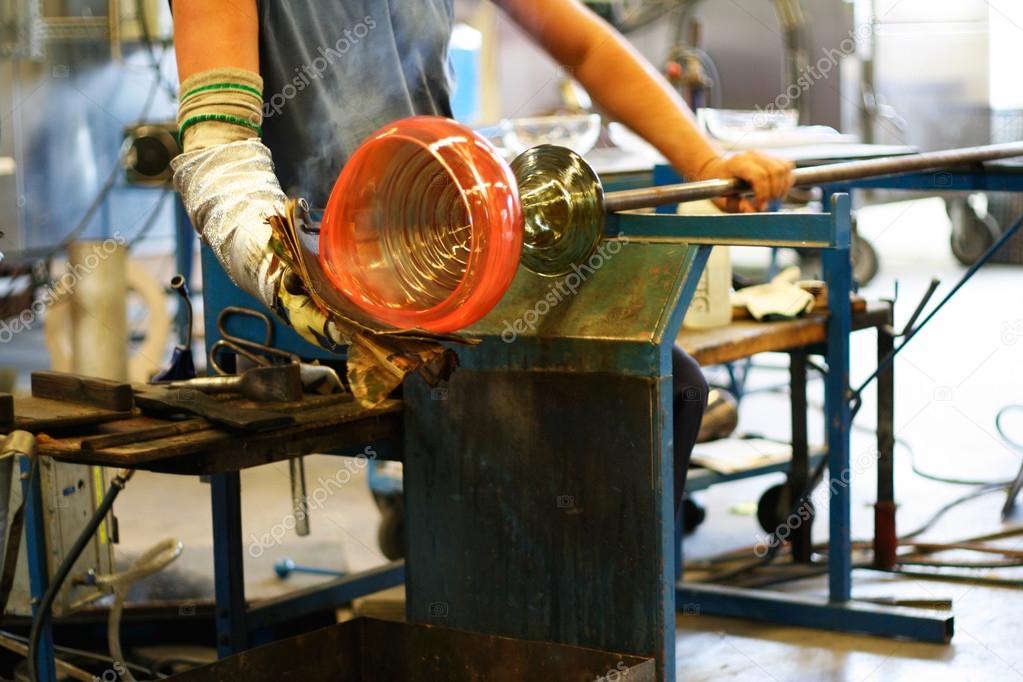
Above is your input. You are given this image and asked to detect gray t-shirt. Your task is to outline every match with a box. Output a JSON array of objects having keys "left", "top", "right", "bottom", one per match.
[{"left": 257, "top": 0, "right": 455, "bottom": 206}]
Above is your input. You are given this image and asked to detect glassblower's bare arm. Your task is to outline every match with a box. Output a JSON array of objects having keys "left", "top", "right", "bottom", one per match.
[{"left": 495, "top": 0, "right": 794, "bottom": 212}]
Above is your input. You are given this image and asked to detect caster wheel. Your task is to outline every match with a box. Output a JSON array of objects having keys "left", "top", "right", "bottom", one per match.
[
  {"left": 682, "top": 497, "right": 706, "bottom": 535},
  {"left": 757, "top": 483, "right": 814, "bottom": 535},
  {"left": 851, "top": 231, "right": 879, "bottom": 287},
  {"left": 377, "top": 498, "right": 405, "bottom": 560},
  {"left": 796, "top": 217, "right": 878, "bottom": 286},
  {"left": 948, "top": 197, "right": 997, "bottom": 266}
]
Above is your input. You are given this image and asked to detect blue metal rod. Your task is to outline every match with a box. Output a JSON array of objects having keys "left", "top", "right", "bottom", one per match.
[
  {"left": 609, "top": 211, "right": 836, "bottom": 248},
  {"left": 678, "top": 584, "right": 953, "bottom": 643},
  {"left": 273, "top": 557, "right": 344, "bottom": 579}
]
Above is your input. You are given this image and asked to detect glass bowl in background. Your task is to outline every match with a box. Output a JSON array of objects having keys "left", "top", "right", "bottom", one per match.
[{"left": 499, "top": 113, "right": 601, "bottom": 157}]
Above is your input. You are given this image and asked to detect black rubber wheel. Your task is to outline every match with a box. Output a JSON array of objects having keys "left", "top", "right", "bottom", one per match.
[
  {"left": 756, "top": 483, "right": 814, "bottom": 535},
  {"left": 681, "top": 497, "right": 706, "bottom": 535},
  {"left": 377, "top": 498, "right": 405, "bottom": 561},
  {"left": 948, "top": 197, "right": 997, "bottom": 266},
  {"left": 795, "top": 218, "right": 878, "bottom": 287},
  {"left": 851, "top": 231, "right": 879, "bottom": 287}
]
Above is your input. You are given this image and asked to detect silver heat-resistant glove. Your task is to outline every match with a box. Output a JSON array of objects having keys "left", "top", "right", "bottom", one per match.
[{"left": 171, "top": 138, "right": 285, "bottom": 308}]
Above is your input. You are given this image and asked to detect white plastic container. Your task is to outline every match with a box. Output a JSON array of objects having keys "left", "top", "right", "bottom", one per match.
[
  {"left": 679, "top": 200, "right": 732, "bottom": 330},
  {"left": 684, "top": 245, "right": 732, "bottom": 329}
]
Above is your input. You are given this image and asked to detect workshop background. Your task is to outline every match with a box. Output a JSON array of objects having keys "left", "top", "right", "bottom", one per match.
[{"left": 1, "top": 0, "right": 1023, "bottom": 680}]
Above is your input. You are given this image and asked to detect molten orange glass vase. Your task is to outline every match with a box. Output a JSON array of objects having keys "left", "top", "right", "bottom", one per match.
[{"left": 319, "top": 116, "right": 523, "bottom": 333}]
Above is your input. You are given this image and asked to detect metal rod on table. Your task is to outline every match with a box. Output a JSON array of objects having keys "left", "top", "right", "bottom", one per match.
[
  {"left": 290, "top": 458, "right": 310, "bottom": 537},
  {"left": 603, "top": 141, "right": 1023, "bottom": 212}
]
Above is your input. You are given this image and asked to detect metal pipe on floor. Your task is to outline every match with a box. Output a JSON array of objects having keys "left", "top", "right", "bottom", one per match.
[{"left": 603, "top": 141, "right": 1023, "bottom": 212}]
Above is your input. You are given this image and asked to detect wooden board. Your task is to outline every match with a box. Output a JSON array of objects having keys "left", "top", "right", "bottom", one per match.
[
  {"left": 680, "top": 316, "right": 827, "bottom": 366},
  {"left": 4, "top": 396, "right": 133, "bottom": 432},
  {"left": 31, "top": 371, "right": 133, "bottom": 411},
  {"left": 679, "top": 301, "right": 891, "bottom": 367},
  {"left": 36, "top": 396, "right": 402, "bottom": 475}
]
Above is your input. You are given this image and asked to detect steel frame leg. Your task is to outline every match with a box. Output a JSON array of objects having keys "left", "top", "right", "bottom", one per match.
[
  {"left": 211, "top": 471, "right": 248, "bottom": 657},
  {"left": 20, "top": 455, "right": 57, "bottom": 682},
  {"left": 678, "top": 194, "right": 953, "bottom": 644},
  {"left": 788, "top": 349, "right": 812, "bottom": 562},
  {"left": 874, "top": 315, "right": 897, "bottom": 568}
]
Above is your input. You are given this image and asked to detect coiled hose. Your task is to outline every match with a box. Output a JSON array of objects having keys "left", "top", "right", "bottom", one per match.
[{"left": 93, "top": 538, "right": 183, "bottom": 681}]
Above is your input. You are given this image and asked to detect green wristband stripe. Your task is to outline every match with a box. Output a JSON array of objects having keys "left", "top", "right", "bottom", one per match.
[
  {"left": 179, "top": 113, "right": 262, "bottom": 138},
  {"left": 180, "top": 82, "right": 263, "bottom": 102}
]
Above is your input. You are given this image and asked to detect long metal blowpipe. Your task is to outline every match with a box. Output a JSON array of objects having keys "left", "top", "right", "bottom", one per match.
[{"left": 603, "top": 141, "right": 1023, "bottom": 212}]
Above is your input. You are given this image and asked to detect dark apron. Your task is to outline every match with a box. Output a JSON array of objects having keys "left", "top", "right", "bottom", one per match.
[{"left": 257, "top": 0, "right": 455, "bottom": 206}]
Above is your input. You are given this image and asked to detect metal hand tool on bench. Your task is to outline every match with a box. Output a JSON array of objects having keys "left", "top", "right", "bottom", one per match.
[
  {"left": 163, "top": 364, "right": 304, "bottom": 403},
  {"left": 211, "top": 306, "right": 344, "bottom": 395}
]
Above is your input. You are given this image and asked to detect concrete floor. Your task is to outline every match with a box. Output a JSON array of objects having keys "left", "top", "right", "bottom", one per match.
[
  {"left": 6, "top": 196, "right": 1023, "bottom": 679},
  {"left": 675, "top": 197, "right": 1023, "bottom": 681}
]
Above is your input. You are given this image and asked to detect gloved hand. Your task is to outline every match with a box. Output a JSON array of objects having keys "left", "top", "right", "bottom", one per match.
[
  {"left": 172, "top": 137, "right": 287, "bottom": 311},
  {"left": 171, "top": 68, "right": 455, "bottom": 404},
  {"left": 732, "top": 266, "right": 815, "bottom": 320}
]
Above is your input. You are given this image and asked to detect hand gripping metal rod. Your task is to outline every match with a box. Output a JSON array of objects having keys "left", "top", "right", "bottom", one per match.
[{"left": 603, "top": 141, "right": 1023, "bottom": 212}]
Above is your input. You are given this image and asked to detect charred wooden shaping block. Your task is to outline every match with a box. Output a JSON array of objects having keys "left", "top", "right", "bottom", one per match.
[{"left": 30, "top": 371, "right": 133, "bottom": 412}]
